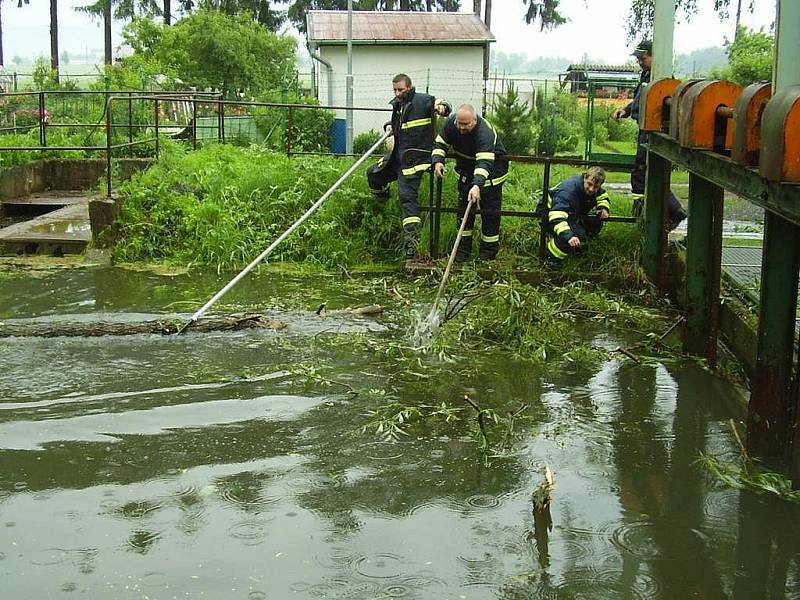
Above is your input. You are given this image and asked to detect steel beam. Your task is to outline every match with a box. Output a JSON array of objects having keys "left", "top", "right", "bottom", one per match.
[
  {"left": 748, "top": 213, "right": 800, "bottom": 460},
  {"left": 684, "top": 174, "right": 723, "bottom": 364},
  {"left": 642, "top": 151, "right": 670, "bottom": 290},
  {"left": 648, "top": 133, "right": 800, "bottom": 226}
]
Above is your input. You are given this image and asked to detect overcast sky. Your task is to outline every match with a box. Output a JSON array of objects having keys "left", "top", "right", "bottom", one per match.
[{"left": 3, "top": 0, "right": 777, "bottom": 65}]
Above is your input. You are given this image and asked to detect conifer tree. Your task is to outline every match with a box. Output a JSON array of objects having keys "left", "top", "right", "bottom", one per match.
[{"left": 488, "top": 82, "right": 533, "bottom": 155}]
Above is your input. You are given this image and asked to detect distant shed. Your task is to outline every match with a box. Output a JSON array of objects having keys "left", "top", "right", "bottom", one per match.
[
  {"left": 560, "top": 64, "right": 640, "bottom": 97},
  {"left": 306, "top": 10, "right": 494, "bottom": 136}
]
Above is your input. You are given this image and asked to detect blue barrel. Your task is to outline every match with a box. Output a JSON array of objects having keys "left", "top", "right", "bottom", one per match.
[{"left": 330, "top": 119, "right": 346, "bottom": 154}]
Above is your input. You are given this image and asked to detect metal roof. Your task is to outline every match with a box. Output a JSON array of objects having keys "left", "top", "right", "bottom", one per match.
[
  {"left": 565, "top": 64, "right": 638, "bottom": 73},
  {"left": 307, "top": 10, "right": 494, "bottom": 45}
]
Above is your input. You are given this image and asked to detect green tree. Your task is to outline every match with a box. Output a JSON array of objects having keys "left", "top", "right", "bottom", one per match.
[
  {"left": 521, "top": 0, "right": 565, "bottom": 30},
  {"left": 723, "top": 25, "right": 773, "bottom": 86},
  {"left": 625, "top": 0, "right": 756, "bottom": 42},
  {"left": 488, "top": 83, "right": 533, "bottom": 154},
  {"left": 709, "top": 26, "right": 773, "bottom": 86},
  {"left": 121, "top": 11, "right": 297, "bottom": 96}
]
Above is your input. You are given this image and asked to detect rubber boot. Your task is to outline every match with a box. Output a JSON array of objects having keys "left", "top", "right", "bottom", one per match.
[
  {"left": 454, "top": 236, "right": 473, "bottom": 263},
  {"left": 403, "top": 224, "right": 420, "bottom": 260},
  {"left": 478, "top": 241, "right": 499, "bottom": 261}
]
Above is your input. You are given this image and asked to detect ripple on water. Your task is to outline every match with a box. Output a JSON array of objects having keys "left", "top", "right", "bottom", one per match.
[
  {"left": 552, "top": 567, "right": 628, "bottom": 598},
  {"left": 29, "top": 548, "right": 68, "bottom": 566},
  {"left": 139, "top": 572, "right": 168, "bottom": 588},
  {"left": 703, "top": 488, "right": 740, "bottom": 531},
  {"left": 247, "top": 591, "right": 267, "bottom": 600},
  {"left": 60, "top": 582, "right": 78, "bottom": 593},
  {"left": 363, "top": 441, "right": 408, "bottom": 461},
  {"left": 309, "top": 579, "right": 382, "bottom": 599},
  {"left": 125, "top": 530, "right": 162, "bottom": 553},
  {"left": 228, "top": 519, "right": 270, "bottom": 546},
  {"left": 218, "top": 488, "right": 281, "bottom": 511},
  {"left": 312, "top": 550, "right": 355, "bottom": 571},
  {"left": 465, "top": 493, "right": 502, "bottom": 510},
  {"left": 610, "top": 519, "right": 664, "bottom": 560},
  {"left": 354, "top": 553, "right": 403, "bottom": 579}
]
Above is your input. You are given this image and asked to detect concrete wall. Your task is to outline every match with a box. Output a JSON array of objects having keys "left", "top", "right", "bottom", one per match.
[
  {"left": 314, "top": 44, "right": 486, "bottom": 136},
  {"left": 0, "top": 159, "right": 151, "bottom": 202}
]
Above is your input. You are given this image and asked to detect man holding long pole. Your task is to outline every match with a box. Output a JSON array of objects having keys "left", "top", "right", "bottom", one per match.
[{"left": 432, "top": 104, "right": 509, "bottom": 262}]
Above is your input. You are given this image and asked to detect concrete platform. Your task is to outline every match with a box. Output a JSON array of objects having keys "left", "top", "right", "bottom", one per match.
[
  {"left": 0, "top": 201, "right": 91, "bottom": 255},
  {"left": 1, "top": 190, "right": 88, "bottom": 216}
]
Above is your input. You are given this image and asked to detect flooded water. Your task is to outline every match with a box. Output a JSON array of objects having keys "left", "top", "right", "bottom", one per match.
[{"left": 2, "top": 267, "right": 799, "bottom": 599}]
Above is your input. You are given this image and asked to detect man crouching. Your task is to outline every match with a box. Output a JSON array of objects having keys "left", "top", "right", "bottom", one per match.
[{"left": 544, "top": 167, "right": 611, "bottom": 266}]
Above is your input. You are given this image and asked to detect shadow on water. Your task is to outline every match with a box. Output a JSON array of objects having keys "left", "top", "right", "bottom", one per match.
[{"left": 2, "top": 268, "right": 800, "bottom": 598}]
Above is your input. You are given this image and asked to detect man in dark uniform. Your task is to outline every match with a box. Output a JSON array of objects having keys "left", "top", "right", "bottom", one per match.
[
  {"left": 614, "top": 40, "right": 687, "bottom": 229},
  {"left": 367, "top": 73, "right": 450, "bottom": 259},
  {"left": 545, "top": 167, "right": 611, "bottom": 266},
  {"left": 432, "top": 104, "right": 509, "bottom": 262}
]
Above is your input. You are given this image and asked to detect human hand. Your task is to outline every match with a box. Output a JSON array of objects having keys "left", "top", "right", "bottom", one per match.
[
  {"left": 384, "top": 124, "right": 393, "bottom": 135},
  {"left": 613, "top": 108, "right": 625, "bottom": 120},
  {"left": 434, "top": 100, "right": 451, "bottom": 117},
  {"left": 568, "top": 236, "right": 581, "bottom": 248},
  {"left": 468, "top": 185, "right": 481, "bottom": 204},
  {"left": 597, "top": 208, "right": 610, "bottom": 220},
  {"left": 434, "top": 162, "right": 446, "bottom": 178}
]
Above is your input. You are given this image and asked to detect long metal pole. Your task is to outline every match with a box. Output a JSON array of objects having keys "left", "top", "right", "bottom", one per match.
[
  {"left": 177, "top": 131, "right": 390, "bottom": 333},
  {"left": 345, "top": 0, "right": 354, "bottom": 154}
]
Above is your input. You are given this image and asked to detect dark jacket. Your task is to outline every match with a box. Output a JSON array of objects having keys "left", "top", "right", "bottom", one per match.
[
  {"left": 547, "top": 174, "right": 611, "bottom": 242},
  {"left": 431, "top": 115, "right": 508, "bottom": 188},
  {"left": 386, "top": 87, "right": 436, "bottom": 176},
  {"left": 622, "top": 68, "right": 650, "bottom": 121}
]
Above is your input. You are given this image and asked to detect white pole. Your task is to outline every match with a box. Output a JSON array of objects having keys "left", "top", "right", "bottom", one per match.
[
  {"left": 178, "top": 131, "right": 391, "bottom": 333},
  {"left": 346, "top": 0, "right": 354, "bottom": 154},
  {"left": 652, "top": 0, "right": 676, "bottom": 80},
  {"left": 773, "top": 0, "right": 800, "bottom": 91}
]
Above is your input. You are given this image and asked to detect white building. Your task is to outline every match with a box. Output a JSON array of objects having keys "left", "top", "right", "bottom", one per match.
[{"left": 306, "top": 10, "right": 494, "bottom": 138}]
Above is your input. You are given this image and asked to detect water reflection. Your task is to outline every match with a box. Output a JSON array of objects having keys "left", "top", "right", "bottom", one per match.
[{"left": 3, "top": 287, "right": 800, "bottom": 597}]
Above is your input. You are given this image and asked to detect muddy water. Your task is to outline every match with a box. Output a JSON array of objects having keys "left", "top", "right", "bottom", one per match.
[{"left": 1, "top": 268, "right": 799, "bottom": 599}]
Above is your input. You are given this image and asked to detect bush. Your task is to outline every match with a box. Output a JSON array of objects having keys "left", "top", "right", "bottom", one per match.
[
  {"left": 113, "top": 142, "right": 404, "bottom": 269},
  {"left": 353, "top": 129, "right": 383, "bottom": 155},
  {"left": 488, "top": 83, "right": 534, "bottom": 155}
]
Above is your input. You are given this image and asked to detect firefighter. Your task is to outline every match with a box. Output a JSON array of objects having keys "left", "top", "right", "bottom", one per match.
[
  {"left": 432, "top": 104, "right": 509, "bottom": 262},
  {"left": 367, "top": 74, "right": 451, "bottom": 260},
  {"left": 613, "top": 39, "right": 687, "bottom": 229},
  {"left": 545, "top": 167, "right": 611, "bottom": 266}
]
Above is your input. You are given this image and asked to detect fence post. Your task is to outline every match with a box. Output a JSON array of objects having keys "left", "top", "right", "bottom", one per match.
[
  {"left": 538, "top": 159, "right": 552, "bottom": 260},
  {"left": 287, "top": 106, "right": 294, "bottom": 156},
  {"left": 192, "top": 97, "right": 197, "bottom": 151},
  {"left": 38, "top": 92, "right": 46, "bottom": 147},
  {"left": 155, "top": 98, "right": 160, "bottom": 157},
  {"left": 128, "top": 93, "right": 133, "bottom": 144},
  {"left": 106, "top": 95, "right": 113, "bottom": 198}
]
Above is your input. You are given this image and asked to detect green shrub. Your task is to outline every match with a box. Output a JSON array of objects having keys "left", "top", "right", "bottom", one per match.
[
  {"left": 488, "top": 83, "right": 534, "bottom": 155},
  {"left": 353, "top": 129, "right": 383, "bottom": 155},
  {"left": 113, "top": 142, "right": 404, "bottom": 269}
]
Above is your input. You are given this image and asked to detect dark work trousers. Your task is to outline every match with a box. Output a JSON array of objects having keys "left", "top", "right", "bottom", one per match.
[
  {"left": 546, "top": 217, "right": 604, "bottom": 261},
  {"left": 367, "top": 155, "right": 424, "bottom": 244},
  {"left": 633, "top": 130, "right": 686, "bottom": 222},
  {"left": 454, "top": 176, "right": 503, "bottom": 260}
]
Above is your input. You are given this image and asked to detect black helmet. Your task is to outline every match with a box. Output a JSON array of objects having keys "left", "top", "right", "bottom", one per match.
[{"left": 632, "top": 40, "right": 652, "bottom": 57}]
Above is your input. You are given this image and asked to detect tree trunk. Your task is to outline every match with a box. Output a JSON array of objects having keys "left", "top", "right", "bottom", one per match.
[
  {"left": 484, "top": 0, "right": 491, "bottom": 27},
  {"left": 104, "top": 0, "right": 112, "bottom": 65},
  {"left": 163, "top": 0, "right": 171, "bottom": 25},
  {"left": 50, "top": 0, "right": 59, "bottom": 83},
  {"left": 0, "top": 313, "right": 289, "bottom": 338},
  {"left": 734, "top": 0, "right": 742, "bottom": 40},
  {"left": 0, "top": 1, "right": 4, "bottom": 67},
  {"left": 473, "top": 0, "right": 481, "bottom": 16},
  {"left": 399, "top": 0, "right": 410, "bottom": 10}
]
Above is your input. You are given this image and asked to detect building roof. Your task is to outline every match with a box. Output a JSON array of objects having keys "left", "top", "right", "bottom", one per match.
[
  {"left": 307, "top": 10, "right": 494, "bottom": 45},
  {"left": 565, "top": 64, "right": 638, "bottom": 73}
]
